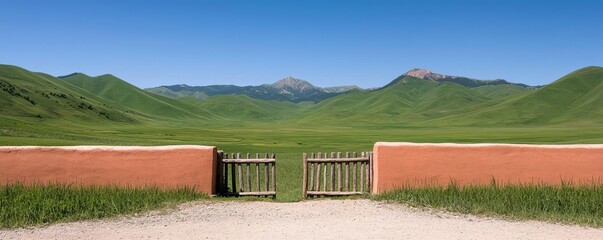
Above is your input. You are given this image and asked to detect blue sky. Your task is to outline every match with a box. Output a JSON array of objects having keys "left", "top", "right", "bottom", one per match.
[{"left": 1, "top": 0, "right": 601, "bottom": 88}]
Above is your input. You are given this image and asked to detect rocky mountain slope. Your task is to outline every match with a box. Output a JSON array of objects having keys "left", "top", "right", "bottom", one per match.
[{"left": 392, "top": 68, "right": 535, "bottom": 88}]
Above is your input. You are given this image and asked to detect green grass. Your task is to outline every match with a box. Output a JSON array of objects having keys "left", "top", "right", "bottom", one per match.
[
  {"left": 2, "top": 64, "right": 603, "bottom": 226},
  {"left": 0, "top": 183, "right": 208, "bottom": 229},
  {"left": 374, "top": 182, "right": 603, "bottom": 227},
  {"left": 3, "top": 116, "right": 603, "bottom": 202}
]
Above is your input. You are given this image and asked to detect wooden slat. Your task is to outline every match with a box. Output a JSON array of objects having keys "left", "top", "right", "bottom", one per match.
[
  {"left": 264, "top": 162, "right": 269, "bottom": 192},
  {"left": 352, "top": 152, "right": 357, "bottom": 192},
  {"left": 246, "top": 153, "right": 251, "bottom": 192},
  {"left": 221, "top": 159, "right": 275, "bottom": 163},
  {"left": 315, "top": 156, "right": 321, "bottom": 191},
  {"left": 322, "top": 153, "right": 327, "bottom": 191},
  {"left": 246, "top": 163, "right": 251, "bottom": 192},
  {"left": 231, "top": 155, "right": 237, "bottom": 194},
  {"left": 302, "top": 153, "right": 307, "bottom": 197},
  {"left": 345, "top": 152, "right": 350, "bottom": 191},
  {"left": 330, "top": 152, "right": 335, "bottom": 191},
  {"left": 255, "top": 153, "right": 261, "bottom": 192},
  {"left": 365, "top": 152, "right": 370, "bottom": 192},
  {"left": 237, "top": 153, "right": 243, "bottom": 192},
  {"left": 369, "top": 151, "right": 373, "bottom": 193},
  {"left": 359, "top": 162, "right": 364, "bottom": 192},
  {"left": 308, "top": 153, "right": 316, "bottom": 191},
  {"left": 264, "top": 153, "right": 270, "bottom": 191},
  {"left": 255, "top": 163, "right": 260, "bottom": 192},
  {"left": 337, "top": 152, "right": 341, "bottom": 191},
  {"left": 224, "top": 153, "right": 229, "bottom": 193},
  {"left": 306, "top": 191, "right": 365, "bottom": 196},
  {"left": 256, "top": 153, "right": 260, "bottom": 192},
  {"left": 316, "top": 152, "right": 322, "bottom": 191},
  {"left": 271, "top": 153, "right": 276, "bottom": 192}
]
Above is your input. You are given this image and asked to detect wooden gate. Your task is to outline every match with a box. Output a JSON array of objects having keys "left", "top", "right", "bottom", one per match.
[
  {"left": 302, "top": 152, "right": 373, "bottom": 198},
  {"left": 217, "top": 152, "right": 276, "bottom": 197}
]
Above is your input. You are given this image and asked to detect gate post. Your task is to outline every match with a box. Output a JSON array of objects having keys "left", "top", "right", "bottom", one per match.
[
  {"left": 216, "top": 150, "right": 224, "bottom": 195},
  {"left": 302, "top": 152, "right": 308, "bottom": 198},
  {"left": 369, "top": 151, "right": 373, "bottom": 193}
]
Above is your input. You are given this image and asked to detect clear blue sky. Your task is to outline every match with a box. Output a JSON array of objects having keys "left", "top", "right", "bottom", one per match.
[{"left": 1, "top": 0, "right": 601, "bottom": 88}]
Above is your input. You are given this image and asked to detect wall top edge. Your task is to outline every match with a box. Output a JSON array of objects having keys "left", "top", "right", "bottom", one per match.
[
  {"left": 0, "top": 145, "right": 217, "bottom": 151},
  {"left": 374, "top": 142, "right": 603, "bottom": 149}
]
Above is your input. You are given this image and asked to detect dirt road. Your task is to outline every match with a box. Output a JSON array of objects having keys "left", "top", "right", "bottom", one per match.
[{"left": 2, "top": 200, "right": 601, "bottom": 239}]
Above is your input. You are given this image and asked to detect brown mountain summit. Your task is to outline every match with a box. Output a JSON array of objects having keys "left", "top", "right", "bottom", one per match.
[
  {"left": 271, "top": 76, "right": 316, "bottom": 92},
  {"left": 403, "top": 68, "right": 447, "bottom": 81}
]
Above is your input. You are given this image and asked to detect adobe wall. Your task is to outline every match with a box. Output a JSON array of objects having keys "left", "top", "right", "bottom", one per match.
[
  {"left": 0, "top": 145, "right": 218, "bottom": 194},
  {"left": 373, "top": 142, "right": 603, "bottom": 193}
]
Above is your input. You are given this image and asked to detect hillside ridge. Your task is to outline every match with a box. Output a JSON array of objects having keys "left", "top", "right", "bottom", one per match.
[{"left": 2, "top": 64, "right": 600, "bottom": 127}]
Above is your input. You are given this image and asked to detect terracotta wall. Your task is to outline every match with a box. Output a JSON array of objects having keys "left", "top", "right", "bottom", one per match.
[
  {"left": 0, "top": 145, "right": 218, "bottom": 194},
  {"left": 373, "top": 142, "right": 603, "bottom": 193}
]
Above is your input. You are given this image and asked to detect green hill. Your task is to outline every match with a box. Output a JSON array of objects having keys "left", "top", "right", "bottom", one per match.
[
  {"left": 473, "top": 84, "right": 534, "bottom": 99},
  {"left": 60, "top": 73, "right": 209, "bottom": 120},
  {"left": 443, "top": 66, "right": 603, "bottom": 125},
  {"left": 3, "top": 64, "right": 601, "bottom": 129},
  {"left": 0, "top": 64, "right": 135, "bottom": 123},
  {"left": 299, "top": 76, "right": 498, "bottom": 124},
  {"left": 195, "top": 95, "right": 307, "bottom": 121}
]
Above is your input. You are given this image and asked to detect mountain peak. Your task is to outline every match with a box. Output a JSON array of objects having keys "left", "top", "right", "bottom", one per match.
[
  {"left": 403, "top": 68, "right": 446, "bottom": 81},
  {"left": 57, "top": 72, "right": 90, "bottom": 79},
  {"left": 98, "top": 74, "right": 119, "bottom": 79},
  {"left": 272, "top": 76, "right": 316, "bottom": 92}
]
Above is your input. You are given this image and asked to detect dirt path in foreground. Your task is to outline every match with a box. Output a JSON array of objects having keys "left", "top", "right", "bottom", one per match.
[{"left": 2, "top": 200, "right": 602, "bottom": 240}]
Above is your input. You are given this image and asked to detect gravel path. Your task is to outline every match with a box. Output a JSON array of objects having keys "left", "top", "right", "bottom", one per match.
[{"left": 2, "top": 200, "right": 602, "bottom": 240}]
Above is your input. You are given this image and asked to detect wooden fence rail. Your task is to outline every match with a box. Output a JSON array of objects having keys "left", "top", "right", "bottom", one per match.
[
  {"left": 303, "top": 151, "right": 373, "bottom": 198},
  {"left": 217, "top": 152, "right": 276, "bottom": 197}
]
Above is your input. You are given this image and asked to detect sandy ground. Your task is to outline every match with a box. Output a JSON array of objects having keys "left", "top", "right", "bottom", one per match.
[{"left": 1, "top": 200, "right": 602, "bottom": 240}]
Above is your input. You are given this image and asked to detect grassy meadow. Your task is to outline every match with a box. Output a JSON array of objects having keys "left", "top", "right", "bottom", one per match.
[
  {"left": 3, "top": 117, "right": 603, "bottom": 203},
  {"left": 375, "top": 182, "right": 603, "bottom": 227},
  {"left": 0, "top": 183, "right": 207, "bottom": 229}
]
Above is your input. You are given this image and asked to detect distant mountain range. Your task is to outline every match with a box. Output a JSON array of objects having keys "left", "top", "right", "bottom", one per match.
[
  {"left": 1, "top": 64, "right": 601, "bottom": 127},
  {"left": 145, "top": 76, "right": 361, "bottom": 103},
  {"left": 146, "top": 69, "right": 534, "bottom": 103}
]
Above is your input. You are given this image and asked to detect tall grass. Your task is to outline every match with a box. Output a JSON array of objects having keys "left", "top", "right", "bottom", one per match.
[
  {"left": 0, "top": 183, "right": 207, "bottom": 229},
  {"left": 374, "top": 182, "right": 603, "bottom": 227}
]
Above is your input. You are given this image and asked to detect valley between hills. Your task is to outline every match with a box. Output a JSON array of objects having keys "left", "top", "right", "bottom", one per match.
[{"left": 1, "top": 64, "right": 603, "bottom": 153}]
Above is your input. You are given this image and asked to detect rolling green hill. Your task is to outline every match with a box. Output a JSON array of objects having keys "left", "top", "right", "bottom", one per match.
[
  {"left": 60, "top": 73, "right": 210, "bottom": 120},
  {"left": 194, "top": 95, "right": 307, "bottom": 121},
  {"left": 298, "top": 76, "right": 502, "bottom": 124},
  {"left": 2, "top": 64, "right": 601, "bottom": 129},
  {"left": 0, "top": 65, "right": 135, "bottom": 123},
  {"left": 440, "top": 66, "right": 603, "bottom": 125}
]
